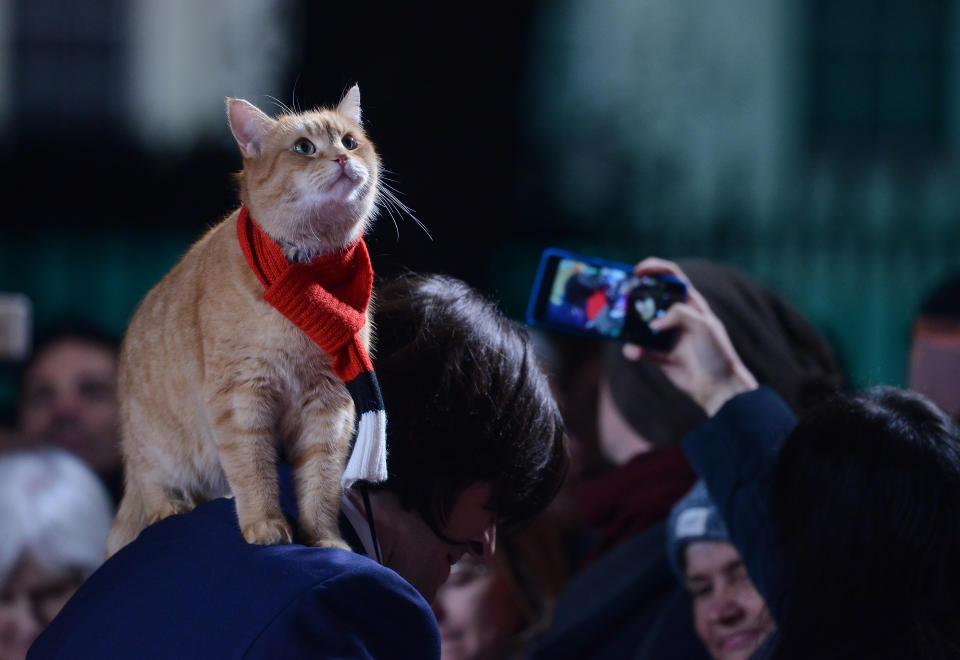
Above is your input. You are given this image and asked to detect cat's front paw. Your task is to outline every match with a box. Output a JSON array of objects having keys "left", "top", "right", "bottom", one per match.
[
  {"left": 146, "top": 500, "right": 191, "bottom": 526},
  {"left": 242, "top": 517, "right": 294, "bottom": 545},
  {"left": 305, "top": 536, "right": 352, "bottom": 551}
]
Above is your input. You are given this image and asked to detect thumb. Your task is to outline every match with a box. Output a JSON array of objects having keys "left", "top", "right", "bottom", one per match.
[{"left": 648, "top": 302, "right": 703, "bottom": 334}]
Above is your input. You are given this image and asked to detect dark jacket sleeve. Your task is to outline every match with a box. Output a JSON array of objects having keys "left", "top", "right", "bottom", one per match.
[{"left": 681, "top": 386, "right": 796, "bottom": 623}]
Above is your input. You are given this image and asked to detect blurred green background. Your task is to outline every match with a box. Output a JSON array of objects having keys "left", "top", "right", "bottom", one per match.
[{"left": 2, "top": 0, "right": 959, "bottom": 421}]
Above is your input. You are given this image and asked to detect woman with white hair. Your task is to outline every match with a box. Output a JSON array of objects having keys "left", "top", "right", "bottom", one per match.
[{"left": 0, "top": 449, "right": 113, "bottom": 660}]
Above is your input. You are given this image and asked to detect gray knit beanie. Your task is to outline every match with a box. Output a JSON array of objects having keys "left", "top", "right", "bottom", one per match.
[{"left": 665, "top": 480, "right": 731, "bottom": 581}]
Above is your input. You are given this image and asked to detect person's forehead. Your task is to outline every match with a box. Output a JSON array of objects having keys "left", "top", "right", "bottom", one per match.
[
  {"left": 684, "top": 540, "right": 740, "bottom": 575},
  {"left": 4, "top": 552, "right": 71, "bottom": 590},
  {"left": 28, "top": 340, "right": 116, "bottom": 379}
]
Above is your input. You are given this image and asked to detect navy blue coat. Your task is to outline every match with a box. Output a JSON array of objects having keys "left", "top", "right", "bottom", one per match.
[
  {"left": 683, "top": 386, "right": 798, "bottom": 659},
  {"left": 682, "top": 386, "right": 796, "bottom": 623},
  {"left": 29, "top": 470, "right": 439, "bottom": 659}
]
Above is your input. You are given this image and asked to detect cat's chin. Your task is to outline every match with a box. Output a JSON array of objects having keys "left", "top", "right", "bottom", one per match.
[
  {"left": 276, "top": 206, "right": 368, "bottom": 260},
  {"left": 323, "top": 173, "right": 367, "bottom": 205}
]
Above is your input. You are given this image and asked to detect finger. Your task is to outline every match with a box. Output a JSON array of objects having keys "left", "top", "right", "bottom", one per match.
[
  {"left": 636, "top": 348, "right": 672, "bottom": 365},
  {"left": 648, "top": 302, "right": 706, "bottom": 333},
  {"left": 622, "top": 342, "right": 642, "bottom": 361},
  {"left": 633, "top": 257, "right": 687, "bottom": 282},
  {"left": 633, "top": 257, "right": 710, "bottom": 314},
  {"left": 682, "top": 285, "right": 711, "bottom": 316},
  {"left": 623, "top": 340, "right": 675, "bottom": 365}
]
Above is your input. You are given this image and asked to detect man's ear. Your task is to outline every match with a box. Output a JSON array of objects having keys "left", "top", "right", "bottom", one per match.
[
  {"left": 337, "top": 85, "right": 362, "bottom": 125},
  {"left": 226, "top": 98, "right": 274, "bottom": 158}
]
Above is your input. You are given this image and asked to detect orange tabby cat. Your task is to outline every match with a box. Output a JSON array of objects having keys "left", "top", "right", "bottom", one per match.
[{"left": 106, "top": 86, "right": 380, "bottom": 557}]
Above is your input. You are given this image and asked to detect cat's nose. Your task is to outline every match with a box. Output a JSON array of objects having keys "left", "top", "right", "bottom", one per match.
[{"left": 334, "top": 154, "right": 347, "bottom": 168}]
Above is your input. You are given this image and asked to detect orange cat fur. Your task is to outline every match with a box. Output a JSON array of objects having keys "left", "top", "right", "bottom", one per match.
[{"left": 106, "top": 86, "right": 378, "bottom": 557}]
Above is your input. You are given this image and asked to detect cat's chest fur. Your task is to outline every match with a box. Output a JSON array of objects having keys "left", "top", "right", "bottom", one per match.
[
  {"left": 196, "top": 216, "right": 355, "bottom": 406},
  {"left": 242, "top": 316, "right": 350, "bottom": 414}
]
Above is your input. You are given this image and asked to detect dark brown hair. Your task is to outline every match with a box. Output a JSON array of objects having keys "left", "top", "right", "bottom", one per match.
[
  {"left": 371, "top": 273, "right": 568, "bottom": 533},
  {"left": 771, "top": 387, "right": 960, "bottom": 658}
]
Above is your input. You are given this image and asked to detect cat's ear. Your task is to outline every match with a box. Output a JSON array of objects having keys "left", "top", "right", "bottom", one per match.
[
  {"left": 337, "top": 85, "right": 362, "bottom": 125},
  {"left": 227, "top": 98, "right": 274, "bottom": 159}
]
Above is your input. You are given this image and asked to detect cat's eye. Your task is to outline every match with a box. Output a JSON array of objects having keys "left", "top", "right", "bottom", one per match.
[
  {"left": 342, "top": 135, "right": 358, "bottom": 150},
  {"left": 292, "top": 139, "right": 316, "bottom": 156}
]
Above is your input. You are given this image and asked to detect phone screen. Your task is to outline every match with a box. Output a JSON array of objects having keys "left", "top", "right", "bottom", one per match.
[{"left": 527, "top": 249, "right": 686, "bottom": 350}]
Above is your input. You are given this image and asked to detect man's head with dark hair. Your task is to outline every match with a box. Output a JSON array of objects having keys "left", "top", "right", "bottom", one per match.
[
  {"left": 770, "top": 387, "right": 960, "bottom": 658},
  {"left": 371, "top": 273, "right": 568, "bottom": 536},
  {"left": 18, "top": 321, "right": 120, "bottom": 415},
  {"left": 17, "top": 320, "right": 122, "bottom": 494}
]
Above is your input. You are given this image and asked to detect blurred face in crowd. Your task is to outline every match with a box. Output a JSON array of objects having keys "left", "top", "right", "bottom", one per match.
[
  {"left": 433, "top": 553, "right": 522, "bottom": 660},
  {"left": 0, "top": 553, "right": 85, "bottom": 660},
  {"left": 685, "top": 541, "right": 773, "bottom": 660},
  {"left": 18, "top": 340, "right": 120, "bottom": 475},
  {"left": 909, "top": 320, "right": 960, "bottom": 422}
]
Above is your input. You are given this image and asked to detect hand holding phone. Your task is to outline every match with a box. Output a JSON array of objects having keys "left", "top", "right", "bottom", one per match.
[
  {"left": 627, "top": 257, "right": 758, "bottom": 415},
  {"left": 526, "top": 248, "right": 687, "bottom": 351}
]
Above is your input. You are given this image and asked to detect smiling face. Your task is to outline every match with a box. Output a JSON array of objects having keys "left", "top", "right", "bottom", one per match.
[
  {"left": 227, "top": 86, "right": 380, "bottom": 257},
  {"left": 684, "top": 541, "right": 774, "bottom": 660}
]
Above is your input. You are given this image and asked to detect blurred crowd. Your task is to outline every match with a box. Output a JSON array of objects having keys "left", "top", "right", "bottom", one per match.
[{"left": 2, "top": 257, "right": 959, "bottom": 660}]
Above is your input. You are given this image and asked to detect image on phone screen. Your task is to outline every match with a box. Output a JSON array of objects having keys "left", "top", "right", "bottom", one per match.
[
  {"left": 527, "top": 249, "right": 687, "bottom": 350},
  {"left": 543, "top": 257, "right": 634, "bottom": 339}
]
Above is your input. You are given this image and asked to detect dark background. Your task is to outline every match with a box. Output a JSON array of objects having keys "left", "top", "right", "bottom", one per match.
[
  {"left": 2, "top": 0, "right": 960, "bottom": 418},
  {"left": 3, "top": 0, "right": 542, "bottom": 284}
]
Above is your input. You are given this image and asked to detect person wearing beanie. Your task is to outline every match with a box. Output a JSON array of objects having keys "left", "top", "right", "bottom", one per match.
[
  {"left": 666, "top": 482, "right": 774, "bottom": 660},
  {"left": 530, "top": 259, "right": 842, "bottom": 660},
  {"left": 631, "top": 256, "right": 960, "bottom": 658},
  {"left": 578, "top": 259, "right": 843, "bottom": 563}
]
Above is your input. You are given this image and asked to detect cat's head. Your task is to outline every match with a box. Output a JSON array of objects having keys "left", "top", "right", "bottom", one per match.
[{"left": 227, "top": 85, "right": 378, "bottom": 258}]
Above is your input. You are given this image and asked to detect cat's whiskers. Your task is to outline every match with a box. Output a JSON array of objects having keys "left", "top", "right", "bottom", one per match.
[
  {"left": 265, "top": 95, "right": 293, "bottom": 116},
  {"left": 375, "top": 192, "right": 401, "bottom": 241},
  {"left": 376, "top": 176, "right": 430, "bottom": 242}
]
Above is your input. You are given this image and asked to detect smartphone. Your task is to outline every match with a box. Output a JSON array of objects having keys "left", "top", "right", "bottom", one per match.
[{"left": 526, "top": 248, "right": 686, "bottom": 351}]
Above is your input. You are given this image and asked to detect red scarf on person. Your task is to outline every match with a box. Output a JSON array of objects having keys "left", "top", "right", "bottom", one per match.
[
  {"left": 577, "top": 446, "right": 697, "bottom": 563},
  {"left": 236, "top": 204, "right": 387, "bottom": 487}
]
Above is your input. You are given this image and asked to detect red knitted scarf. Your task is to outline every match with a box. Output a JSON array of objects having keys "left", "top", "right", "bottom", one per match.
[
  {"left": 577, "top": 446, "right": 697, "bottom": 563},
  {"left": 236, "top": 205, "right": 387, "bottom": 486}
]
